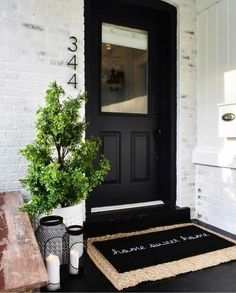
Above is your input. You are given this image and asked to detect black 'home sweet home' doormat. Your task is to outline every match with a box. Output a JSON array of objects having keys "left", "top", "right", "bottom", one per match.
[{"left": 87, "top": 223, "right": 236, "bottom": 290}]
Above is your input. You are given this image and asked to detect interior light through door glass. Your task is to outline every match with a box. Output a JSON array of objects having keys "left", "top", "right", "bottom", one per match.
[{"left": 101, "top": 23, "right": 148, "bottom": 114}]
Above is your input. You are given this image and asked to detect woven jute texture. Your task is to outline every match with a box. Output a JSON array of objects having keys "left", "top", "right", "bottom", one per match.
[{"left": 87, "top": 223, "right": 236, "bottom": 291}]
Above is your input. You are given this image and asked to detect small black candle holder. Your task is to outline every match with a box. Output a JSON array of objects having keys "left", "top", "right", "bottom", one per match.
[{"left": 63, "top": 225, "right": 84, "bottom": 275}]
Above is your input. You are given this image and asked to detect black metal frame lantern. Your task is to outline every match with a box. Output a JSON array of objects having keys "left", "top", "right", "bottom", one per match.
[
  {"left": 36, "top": 216, "right": 67, "bottom": 264},
  {"left": 35, "top": 215, "right": 68, "bottom": 290},
  {"left": 63, "top": 225, "right": 84, "bottom": 275}
]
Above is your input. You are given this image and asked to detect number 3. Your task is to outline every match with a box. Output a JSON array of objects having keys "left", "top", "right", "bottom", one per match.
[{"left": 68, "top": 36, "right": 77, "bottom": 52}]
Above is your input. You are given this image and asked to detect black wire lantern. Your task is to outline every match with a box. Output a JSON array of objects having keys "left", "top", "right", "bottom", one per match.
[
  {"left": 35, "top": 216, "right": 67, "bottom": 291},
  {"left": 36, "top": 215, "right": 67, "bottom": 263},
  {"left": 63, "top": 225, "right": 84, "bottom": 275}
]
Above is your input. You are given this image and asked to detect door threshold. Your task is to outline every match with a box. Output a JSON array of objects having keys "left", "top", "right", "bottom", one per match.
[
  {"left": 91, "top": 200, "right": 164, "bottom": 213},
  {"left": 85, "top": 206, "right": 191, "bottom": 237}
]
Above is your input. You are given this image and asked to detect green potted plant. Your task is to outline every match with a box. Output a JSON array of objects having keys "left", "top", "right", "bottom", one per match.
[{"left": 20, "top": 82, "right": 110, "bottom": 225}]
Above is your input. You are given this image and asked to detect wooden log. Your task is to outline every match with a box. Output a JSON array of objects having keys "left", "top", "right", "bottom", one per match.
[{"left": 0, "top": 191, "right": 48, "bottom": 292}]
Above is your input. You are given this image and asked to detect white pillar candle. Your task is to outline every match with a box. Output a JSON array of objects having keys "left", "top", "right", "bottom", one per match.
[
  {"left": 46, "top": 254, "right": 60, "bottom": 291},
  {"left": 70, "top": 249, "right": 79, "bottom": 275},
  {"left": 73, "top": 241, "right": 83, "bottom": 258}
]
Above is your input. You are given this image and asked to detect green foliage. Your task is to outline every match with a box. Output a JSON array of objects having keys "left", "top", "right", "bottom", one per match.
[{"left": 20, "top": 82, "right": 110, "bottom": 218}]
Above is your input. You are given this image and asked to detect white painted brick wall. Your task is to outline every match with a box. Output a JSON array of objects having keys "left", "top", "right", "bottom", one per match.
[
  {"left": 0, "top": 0, "right": 197, "bottom": 219},
  {"left": 164, "top": 0, "right": 197, "bottom": 217},
  {"left": 0, "top": 0, "right": 84, "bottom": 196},
  {"left": 196, "top": 165, "right": 236, "bottom": 234}
]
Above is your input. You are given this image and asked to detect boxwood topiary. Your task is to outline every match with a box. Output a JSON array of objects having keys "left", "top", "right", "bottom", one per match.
[{"left": 20, "top": 82, "right": 110, "bottom": 218}]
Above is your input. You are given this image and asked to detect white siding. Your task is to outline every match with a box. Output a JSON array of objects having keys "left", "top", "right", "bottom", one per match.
[
  {"left": 229, "top": 0, "right": 236, "bottom": 70},
  {"left": 197, "top": 11, "right": 208, "bottom": 147},
  {"left": 196, "top": 0, "right": 219, "bottom": 14},
  {"left": 194, "top": 0, "right": 236, "bottom": 165},
  {"left": 218, "top": 0, "right": 229, "bottom": 103},
  {"left": 195, "top": 0, "right": 236, "bottom": 234}
]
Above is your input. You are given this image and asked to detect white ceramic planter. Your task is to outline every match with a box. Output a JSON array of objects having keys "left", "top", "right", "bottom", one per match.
[
  {"left": 33, "top": 202, "right": 84, "bottom": 231},
  {"left": 52, "top": 203, "right": 84, "bottom": 258},
  {"left": 51, "top": 202, "right": 84, "bottom": 227}
]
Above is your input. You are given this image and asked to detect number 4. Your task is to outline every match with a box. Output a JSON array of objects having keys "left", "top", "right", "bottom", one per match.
[
  {"left": 67, "top": 55, "right": 77, "bottom": 70},
  {"left": 67, "top": 74, "right": 78, "bottom": 89}
]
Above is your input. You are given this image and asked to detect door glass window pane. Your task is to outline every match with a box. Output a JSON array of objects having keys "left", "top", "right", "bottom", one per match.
[{"left": 101, "top": 23, "right": 148, "bottom": 114}]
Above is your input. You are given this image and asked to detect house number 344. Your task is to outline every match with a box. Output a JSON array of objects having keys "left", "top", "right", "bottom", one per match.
[{"left": 67, "top": 36, "right": 78, "bottom": 88}]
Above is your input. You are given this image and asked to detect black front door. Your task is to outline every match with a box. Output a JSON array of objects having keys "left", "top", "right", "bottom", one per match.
[{"left": 85, "top": 0, "right": 176, "bottom": 213}]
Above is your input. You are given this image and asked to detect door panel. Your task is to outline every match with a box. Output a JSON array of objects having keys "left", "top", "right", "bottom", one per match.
[
  {"left": 101, "top": 132, "right": 121, "bottom": 184},
  {"left": 131, "top": 132, "right": 150, "bottom": 182},
  {"left": 85, "top": 0, "right": 177, "bottom": 213}
]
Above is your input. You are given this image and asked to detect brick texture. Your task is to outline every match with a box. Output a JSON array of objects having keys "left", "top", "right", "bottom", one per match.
[
  {"left": 165, "top": 0, "right": 197, "bottom": 217},
  {"left": 0, "top": 0, "right": 197, "bottom": 219},
  {"left": 0, "top": 0, "right": 84, "bottom": 196},
  {"left": 196, "top": 165, "right": 236, "bottom": 234}
]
